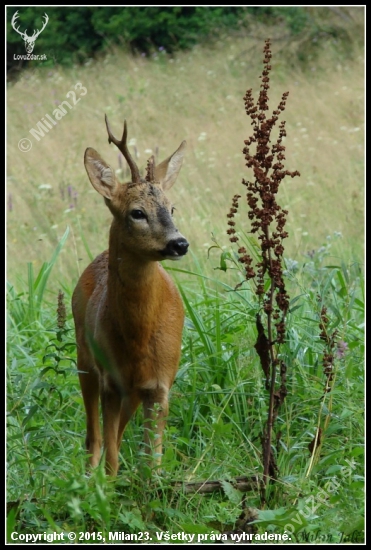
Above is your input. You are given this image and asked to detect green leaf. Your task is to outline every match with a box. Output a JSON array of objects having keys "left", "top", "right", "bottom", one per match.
[{"left": 220, "top": 480, "right": 243, "bottom": 505}]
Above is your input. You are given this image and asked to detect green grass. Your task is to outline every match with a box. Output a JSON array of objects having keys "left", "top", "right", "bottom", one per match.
[
  {"left": 7, "top": 14, "right": 364, "bottom": 544},
  {"left": 7, "top": 232, "right": 364, "bottom": 542}
]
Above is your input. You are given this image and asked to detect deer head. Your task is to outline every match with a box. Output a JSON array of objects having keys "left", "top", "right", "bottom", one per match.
[
  {"left": 84, "top": 116, "right": 189, "bottom": 261},
  {"left": 11, "top": 10, "right": 49, "bottom": 54}
]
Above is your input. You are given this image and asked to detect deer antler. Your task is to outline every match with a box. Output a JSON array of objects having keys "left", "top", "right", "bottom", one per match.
[
  {"left": 11, "top": 10, "right": 48, "bottom": 40},
  {"left": 32, "top": 13, "right": 49, "bottom": 40},
  {"left": 11, "top": 11, "right": 27, "bottom": 39},
  {"left": 105, "top": 115, "right": 141, "bottom": 183},
  {"left": 145, "top": 155, "right": 156, "bottom": 183}
]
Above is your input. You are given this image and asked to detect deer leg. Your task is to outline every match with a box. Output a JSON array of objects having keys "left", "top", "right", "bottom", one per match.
[
  {"left": 116, "top": 392, "right": 141, "bottom": 452},
  {"left": 142, "top": 386, "right": 169, "bottom": 467},
  {"left": 77, "top": 355, "right": 102, "bottom": 468},
  {"left": 101, "top": 385, "right": 122, "bottom": 476}
]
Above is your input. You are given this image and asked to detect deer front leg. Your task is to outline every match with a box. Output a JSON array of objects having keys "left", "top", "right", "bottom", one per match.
[
  {"left": 142, "top": 386, "right": 169, "bottom": 468},
  {"left": 77, "top": 352, "right": 102, "bottom": 468},
  {"left": 101, "top": 385, "right": 122, "bottom": 476},
  {"left": 117, "top": 392, "right": 141, "bottom": 451}
]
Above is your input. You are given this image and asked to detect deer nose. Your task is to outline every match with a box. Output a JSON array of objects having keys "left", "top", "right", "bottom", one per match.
[
  {"left": 172, "top": 238, "right": 189, "bottom": 256},
  {"left": 163, "top": 238, "right": 189, "bottom": 258}
]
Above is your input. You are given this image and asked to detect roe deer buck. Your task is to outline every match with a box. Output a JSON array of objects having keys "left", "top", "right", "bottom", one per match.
[{"left": 72, "top": 116, "right": 188, "bottom": 475}]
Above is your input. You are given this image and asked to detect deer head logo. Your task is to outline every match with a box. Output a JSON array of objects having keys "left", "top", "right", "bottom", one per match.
[{"left": 11, "top": 10, "right": 49, "bottom": 54}]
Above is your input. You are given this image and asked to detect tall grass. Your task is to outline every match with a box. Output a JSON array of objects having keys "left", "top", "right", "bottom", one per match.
[
  {"left": 7, "top": 20, "right": 364, "bottom": 289},
  {"left": 7, "top": 233, "right": 364, "bottom": 540},
  {"left": 7, "top": 13, "right": 364, "bottom": 543}
]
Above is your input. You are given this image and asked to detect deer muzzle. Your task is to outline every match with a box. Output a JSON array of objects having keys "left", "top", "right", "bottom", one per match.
[{"left": 160, "top": 237, "right": 189, "bottom": 259}]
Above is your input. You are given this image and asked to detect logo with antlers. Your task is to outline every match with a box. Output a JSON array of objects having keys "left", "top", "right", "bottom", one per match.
[{"left": 11, "top": 10, "right": 49, "bottom": 54}]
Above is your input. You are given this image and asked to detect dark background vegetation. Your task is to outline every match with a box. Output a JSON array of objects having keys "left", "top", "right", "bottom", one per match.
[{"left": 7, "top": 6, "right": 361, "bottom": 78}]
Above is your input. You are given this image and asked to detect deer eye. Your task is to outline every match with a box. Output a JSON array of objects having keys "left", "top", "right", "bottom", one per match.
[{"left": 131, "top": 209, "right": 146, "bottom": 220}]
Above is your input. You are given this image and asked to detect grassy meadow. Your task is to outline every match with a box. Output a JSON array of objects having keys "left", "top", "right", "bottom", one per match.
[
  {"left": 7, "top": 15, "right": 364, "bottom": 544},
  {"left": 7, "top": 27, "right": 364, "bottom": 285}
]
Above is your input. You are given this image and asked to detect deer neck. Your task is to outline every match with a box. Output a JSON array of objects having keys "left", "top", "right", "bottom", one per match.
[{"left": 106, "top": 224, "right": 161, "bottom": 311}]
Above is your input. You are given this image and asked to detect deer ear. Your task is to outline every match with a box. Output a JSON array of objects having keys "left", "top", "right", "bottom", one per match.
[
  {"left": 154, "top": 141, "right": 186, "bottom": 191},
  {"left": 84, "top": 148, "right": 119, "bottom": 200}
]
